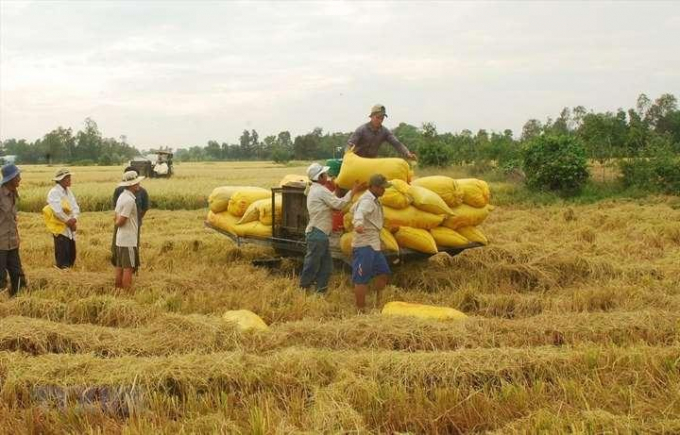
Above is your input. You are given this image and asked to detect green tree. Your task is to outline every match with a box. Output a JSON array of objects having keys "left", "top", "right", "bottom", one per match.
[{"left": 522, "top": 135, "right": 589, "bottom": 195}]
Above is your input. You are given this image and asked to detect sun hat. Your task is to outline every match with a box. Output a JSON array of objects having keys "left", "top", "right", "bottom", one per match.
[
  {"left": 53, "top": 168, "right": 72, "bottom": 182},
  {"left": 307, "top": 162, "right": 330, "bottom": 182},
  {"left": 1, "top": 164, "right": 21, "bottom": 184},
  {"left": 118, "top": 170, "right": 145, "bottom": 187},
  {"left": 370, "top": 104, "right": 387, "bottom": 117},
  {"left": 368, "top": 173, "right": 392, "bottom": 188}
]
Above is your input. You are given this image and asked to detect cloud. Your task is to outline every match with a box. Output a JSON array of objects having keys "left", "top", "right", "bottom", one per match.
[{"left": 1, "top": 1, "right": 679, "bottom": 146}]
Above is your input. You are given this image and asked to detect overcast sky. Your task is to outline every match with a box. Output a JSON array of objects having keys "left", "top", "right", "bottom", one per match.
[{"left": 1, "top": 1, "right": 678, "bottom": 149}]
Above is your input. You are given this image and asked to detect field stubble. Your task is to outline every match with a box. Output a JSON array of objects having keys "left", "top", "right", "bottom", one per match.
[{"left": 1, "top": 163, "right": 680, "bottom": 433}]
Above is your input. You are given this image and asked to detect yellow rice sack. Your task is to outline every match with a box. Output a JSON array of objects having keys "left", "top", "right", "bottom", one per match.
[
  {"left": 238, "top": 195, "right": 282, "bottom": 225},
  {"left": 394, "top": 227, "right": 438, "bottom": 254},
  {"left": 430, "top": 227, "right": 469, "bottom": 248},
  {"left": 441, "top": 204, "right": 493, "bottom": 230},
  {"left": 233, "top": 221, "right": 272, "bottom": 238},
  {"left": 279, "top": 174, "right": 309, "bottom": 186},
  {"left": 407, "top": 185, "right": 454, "bottom": 215},
  {"left": 411, "top": 176, "right": 464, "bottom": 207},
  {"left": 384, "top": 206, "right": 445, "bottom": 230},
  {"left": 380, "top": 179, "right": 412, "bottom": 209},
  {"left": 42, "top": 199, "right": 72, "bottom": 235},
  {"left": 457, "top": 178, "right": 491, "bottom": 208},
  {"left": 340, "top": 232, "right": 354, "bottom": 257},
  {"left": 340, "top": 230, "right": 400, "bottom": 257},
  {"left": 207, "top": 210, "right": 240, "bottom": 235},
  {"left": 208, "top": 186, "right": 269, "bottom": 213},
  {"left": 382, "top": 301, "right": 467, "bottom": 321},
  {"left": 227, "top": 190, "right": 272, "bottom": 217},
  {"left": 335, "top": 150, "right": 412, "bottom": 189},
  {"left": 343, "top": 212, "right": 353, "bottom": 231},
  {"left": 457, "top": 226, "right": 488, "bottom": 245},
  {"left": 222, "top": 310, "right": 268, "bottom": 331},
  {"left": 380, "top": 228, "right": 400, "bottom": 253}
]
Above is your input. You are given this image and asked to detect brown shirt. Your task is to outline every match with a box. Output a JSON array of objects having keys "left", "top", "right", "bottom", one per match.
[{"left": 0, "top": 186, "right": 19, "bottom": 250}]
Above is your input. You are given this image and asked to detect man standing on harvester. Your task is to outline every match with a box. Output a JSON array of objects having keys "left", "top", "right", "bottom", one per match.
[
  {"left": 347, "top": 104, "right": 417, "bottom": 160},
  {"left": 300, "top": 163, "right": 364, "bottom": 293}
]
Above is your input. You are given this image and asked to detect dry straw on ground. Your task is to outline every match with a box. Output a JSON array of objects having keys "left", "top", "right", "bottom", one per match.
[{"left": 1, "top": 162, "right": 680, "bottom": 433}]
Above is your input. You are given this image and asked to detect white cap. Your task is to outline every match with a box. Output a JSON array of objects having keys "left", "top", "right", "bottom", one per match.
[{"left": 306, "top": 163, "right": 330, "bottom": 182}]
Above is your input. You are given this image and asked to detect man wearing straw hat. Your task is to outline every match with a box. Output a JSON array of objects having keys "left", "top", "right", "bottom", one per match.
[
  {"left": 47, "top": 168, "right": 80, "bottom": 269},
  {"left": 0, "top": 164, "right": 27, "bottom": 297},
  {"left": 112, "top": 170, "right": 144, "bottom": 289}
]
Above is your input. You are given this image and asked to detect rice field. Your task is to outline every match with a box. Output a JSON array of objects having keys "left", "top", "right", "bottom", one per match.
[{"left": 2, "top": 162, "right": 680, "bottom": 433}]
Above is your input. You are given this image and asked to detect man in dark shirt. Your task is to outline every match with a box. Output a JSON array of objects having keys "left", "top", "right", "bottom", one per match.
[
  {"left": 347, "top": 104, "right": 417, "bottom": 160},
  {"left": 0, "top": 164, "right": 27, "bottom": 297},
  {"left": 113, "top": 166, "right": 149, "bottom": 224}
]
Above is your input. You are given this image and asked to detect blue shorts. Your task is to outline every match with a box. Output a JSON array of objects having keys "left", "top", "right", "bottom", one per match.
[{"left": 352, "top": 246, "right": 391, "bottom": 285}]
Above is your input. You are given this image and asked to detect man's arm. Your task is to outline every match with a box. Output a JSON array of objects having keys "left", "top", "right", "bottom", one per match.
[
  {"left": 139, "top": 188, "right": 149, "bottom": 219},
  {"left": 114, "top": 214, "right": 128, "bottom": 227},
  {"left": 112, "top": 187, "right": 122, "bottom": 208},
  {"left": 115, "top": 198, "right": 133, "bottom": 227},
  {"left": 321, "top": 181, "right": 365, "bottom": 211},
  {"left": 346, "top": 125, "right": 363, "bottom": 153},
  {"left": 352, "top": 199, "right": 374, "bottom": 234},
  {"left": 70, "top": 191, "right": 81, "bottom": 220},
  {"left": 385, "top": 129, "right": 416, "bottom": 160}
]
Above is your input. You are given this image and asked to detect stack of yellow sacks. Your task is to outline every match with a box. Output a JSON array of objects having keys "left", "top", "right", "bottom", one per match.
[
  {"left": 206, "top": 150, "right": 492, "bottom": 256},
  {"left": 207, "top": 186, "right": 278, "bottom": 238},
  {"left": 336, "top": 151, "right": 493, "bottom": 256}
]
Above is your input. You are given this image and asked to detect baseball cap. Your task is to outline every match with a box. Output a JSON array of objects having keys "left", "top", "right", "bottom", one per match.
[
  {"left": 369, "top": 174, "right": 392, "bottom": 188},
  {"left": 306, "top": 162, "right": 330, "bottom": 182},
  {"left": 370, "top": 104, "right": 387, "bottom": 117}
]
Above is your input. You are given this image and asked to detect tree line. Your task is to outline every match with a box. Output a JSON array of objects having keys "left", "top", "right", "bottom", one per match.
[
  {"left": 1, "top": 118, "right": 139, "bottom": 165},
  {"left": 1, "top": 93, "right": 678, "bottom": 168}
]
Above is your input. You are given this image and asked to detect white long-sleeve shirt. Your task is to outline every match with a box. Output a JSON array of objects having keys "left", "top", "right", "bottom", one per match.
[
  {"left": 47, "top": 184, "right": 80, "bottom": 240},
  {"left": 305, "top": 183, "right": 353, "bottom": 235},
  {"left": 351, "top": 190, "right": 384, "bottom": 251}
]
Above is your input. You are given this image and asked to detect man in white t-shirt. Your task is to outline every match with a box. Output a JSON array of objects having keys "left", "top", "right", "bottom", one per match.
[{"left": 113, "top": 171, "right": 144, "bottom": 289}]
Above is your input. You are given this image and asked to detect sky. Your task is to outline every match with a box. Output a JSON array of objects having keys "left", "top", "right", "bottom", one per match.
[{"left": 1, "top": 0, "right": 679, "bottom": 149}]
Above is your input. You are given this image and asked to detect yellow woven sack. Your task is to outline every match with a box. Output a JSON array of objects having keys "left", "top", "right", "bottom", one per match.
[
  {"left": 384, "top": 206, "right": 444, "bottom": 230},
  {"left": 343, "top": 212, "right": 353, "bottom": 231},
  {"left": 227, "top": 190, "right": 272, "bottom": 217},
  {"left": 394, "top": 226, "right": 438, "bottom": 254},
  {"left": 411, "top": 176, "right": 464, "bottom": 207},
  {"left": 380, "top": 179, "right": 412, "bottom": 209},
  {"left": 457, "top": 178, "right": 491, "bottom": 208},
  {"left": 233, "top": 221, "right": 272, "bottom": 238},
  {"left": 340, "top": 229, "right": 399, "bottom": 257},
  {"left": 340, "top": 232, "right": 354, "bottom": 257},
  {"left": 380, "top": 228, "right": 400, "bottom": 252},
  {"left": 42, "top": 199, "right": 72, "bottom": 235},
  {"left": 335, "top": 150, "right": 412, "bottom": 189},
  {"left": 279, "top": 174, "right": 309, "bottom": 187},
  {"left": 208, "top": 186, "right": 269, "bottom": 213},
  {"left": 457, "top": 226, "right": 488, "bottom": 245},
  {"left": 222, "top": 310, "right": 269, "bottom": 331},
  {"left": 207, "top": 210, "right": 240, "bottom": 235},
  {"left": 382, "top": 301, "right": 467, "bottom": 321},
  {"left": 430, "top": 227, "right": 469, "bottom": 248},
  {"left": 238, "top": 195, "right": 282, "bottom": 225},
  {"left": 442, "top": 204, "right": 493, "bottom": 230},
  {"left": 407, "top": 185, "right": 454, "bottom": 215}
]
